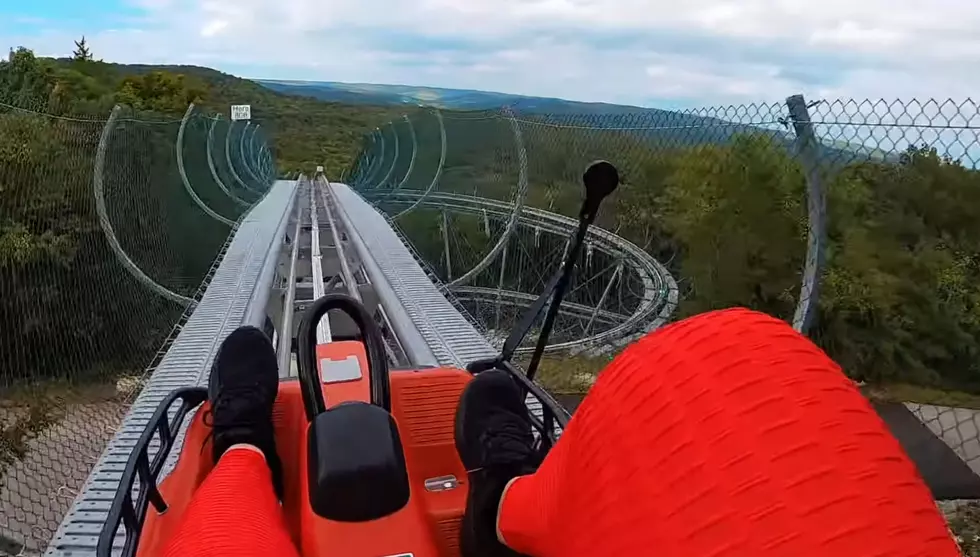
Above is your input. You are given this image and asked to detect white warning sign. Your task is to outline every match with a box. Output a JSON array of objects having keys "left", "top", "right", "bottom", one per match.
[{"left": 230, "top": 104, "right": 252, "bottom": 121}]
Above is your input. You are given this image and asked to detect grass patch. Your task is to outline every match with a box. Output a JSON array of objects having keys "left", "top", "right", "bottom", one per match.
[
  {"left": 862, "top": 383, "right": 980, "bottom": 410},
  {"left": 0, "top": 395, "right": 60, "bottom": 473},
  {"left": 526, "top": 354, "right": 614, "bottom": 395},
  {"left": 941, "top": 501, "right": 980, "bottom": 556}
]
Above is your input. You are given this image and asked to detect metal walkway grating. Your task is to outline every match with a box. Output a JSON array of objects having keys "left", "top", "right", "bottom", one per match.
[
  {"left": 328, "top": 183, "right": 561, "bottom": 437},
  {"left": 330, "top": 182, "right": 498, "bottom": 369},
  {"left": 46, "top": 181, "right": 297, "bottom": 556}
]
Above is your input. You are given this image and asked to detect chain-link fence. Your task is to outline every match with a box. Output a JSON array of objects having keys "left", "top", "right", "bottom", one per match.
[
  {"left": 349, "top": 108, "right": 675, "bottom": 369},
  {"left": 0, "top": 99, "right": 276, "bottom": 554},
  {"left": 347, "top": 96, "right": 980, "bottom": 499}
]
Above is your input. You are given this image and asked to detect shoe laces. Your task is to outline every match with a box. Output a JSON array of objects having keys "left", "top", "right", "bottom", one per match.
[
  {"left": 202, "top": 383, "right": 268, "bottom": 430},
  {"left": 477, "top": 411, "right": 534, "bottom": 469}
]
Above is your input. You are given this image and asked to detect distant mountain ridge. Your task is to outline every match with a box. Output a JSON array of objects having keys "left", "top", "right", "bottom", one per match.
[
  {"left": 255, "top": 79, "right": 897, "bottom": 165},
  {"left": 255, "top": 79, "right": 648, "bottom": 114}
]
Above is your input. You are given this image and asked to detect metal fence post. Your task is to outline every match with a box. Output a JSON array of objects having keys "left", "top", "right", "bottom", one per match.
[{"left": 786, "top": 94, "right": 827, "bottom": 335}]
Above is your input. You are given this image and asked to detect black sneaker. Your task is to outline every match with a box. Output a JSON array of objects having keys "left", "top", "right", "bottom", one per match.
[
  {"left": 204, "top": 325, "right": 284, "bottom": 499},
  {"left": 455, "top": 370, "right": 536, "bottom": 557}
]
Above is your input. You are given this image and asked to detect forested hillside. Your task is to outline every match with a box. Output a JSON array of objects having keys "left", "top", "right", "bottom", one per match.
[
  {"left": 5, "top": 39, "right": 980, "bottom": 398},
  {"left": 127, "top": 64, "right": 407, "bottom": 175},
  {"left": 0, "top": 45, "right": 402, "bottom": 175},
  {"left": 615, "top": 138, "right": 980, "bottom": 393},
  {"left": 357, "top": 108, "right": 980, "bottom": 397},
  {"left": 0, "top": 44, "right": 401, "bottom": 391}
]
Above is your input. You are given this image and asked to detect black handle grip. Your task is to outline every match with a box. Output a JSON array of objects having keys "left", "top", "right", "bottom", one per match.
[
  {"left": 581, "top": 160, "right": 619, "bottom": 222},
  {"left": 297, "top": 294, "right": 391, "bottom": 421}
]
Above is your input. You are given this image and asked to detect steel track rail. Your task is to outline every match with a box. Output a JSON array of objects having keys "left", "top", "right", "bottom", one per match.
[{"left": 368, "top": 190, "right": 679, "bottom": 348}]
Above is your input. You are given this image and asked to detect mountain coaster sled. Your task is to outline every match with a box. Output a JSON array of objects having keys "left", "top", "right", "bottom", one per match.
[{"left": 97, "top": 161, "right": 621, "bottom": 557}]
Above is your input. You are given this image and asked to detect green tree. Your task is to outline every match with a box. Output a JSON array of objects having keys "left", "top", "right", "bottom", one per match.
[
  {"left": 0, "top": 47, "right": 403, "bottom": 388},
  {"left": 0, "top": 48, "right": 54, "bottom": 110},
  {"left": 115, "top": 71, "right": 206, "bottom": 114},
  {"left": 72, "top": 37, "right": 93, "bottom": 62},
  {"left": 657, "top": 135, "right": 806, "bottom": 319}
]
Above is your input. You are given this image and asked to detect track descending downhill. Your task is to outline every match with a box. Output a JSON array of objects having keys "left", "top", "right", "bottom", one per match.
[
  {"left": 371, "top": 189, "right": 677, "bottom": 353},
  {"left": 347, "top": 108, "right": 681, "bottom": 357},
  {"left": 4, "top": 93, "right": 980, "bottom": 556}
]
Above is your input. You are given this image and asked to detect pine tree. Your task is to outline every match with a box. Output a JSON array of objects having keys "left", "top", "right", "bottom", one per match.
[{"left": 72, "top": 36, "right": 92, "bottom": 61}]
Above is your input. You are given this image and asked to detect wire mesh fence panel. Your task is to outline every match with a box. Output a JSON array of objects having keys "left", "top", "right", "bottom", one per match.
[
  {"left": 212, "top": 117, "right": 261, "bottom": 205},
  {"left": 0, "top": 96, "right": 276, "bottom": 553},
  {"left": 360, "top": 119, "right": 399, "bottom": 193},
  {"left": 105, "top": 108, "right": 232, "bottom": 297},
  {"left": 801, "top": 98, "right": 980, "bottom": 483},
  {"left": 385, "top": 116, "right": 416, "bottom": 192},
  {"left": 0, "top": 107, "right": 131, "bottom": 555},
  {"left": 436, "top": 110, "right": 521, "bottom": 202},
  {"left": 347, "top": 97, "right": 980, "bottom": 501},
  {"left": 374, "top": 109, "right": 445, "bottom": 206},
  {"left": 207, "top": 117, "right": 248, "bottom": 205},
  {"left": 181, "top": 109, "right": 248, "bottom": 223}
]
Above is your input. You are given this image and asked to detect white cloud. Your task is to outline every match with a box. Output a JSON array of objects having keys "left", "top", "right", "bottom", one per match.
[
  {"left": 200, "top": 20, "right": 229, "bottom": 38},
  {"left": 808, "top": 21, "right": 907, "bottom": 51},
  {"left": 644, "top": 57, "right": 793, "bottom": 101},
  {"left": 4, "top": 0, "right": 980, "bottom": 107}
]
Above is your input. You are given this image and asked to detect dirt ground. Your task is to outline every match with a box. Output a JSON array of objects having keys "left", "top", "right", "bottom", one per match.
[{"left": 0, "top": 382, "right": 130, "bottom": 555}]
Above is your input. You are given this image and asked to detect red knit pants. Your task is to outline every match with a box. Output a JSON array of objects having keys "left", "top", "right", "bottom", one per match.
[
  {"left": 164, "top": 308, "right": 958, "bottom": 557},
  {"left": 161, "top": 447, "right": 300, "bottom": 557}
]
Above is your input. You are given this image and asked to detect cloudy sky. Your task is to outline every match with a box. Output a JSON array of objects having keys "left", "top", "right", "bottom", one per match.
[{"left": 1, "top": 0, "right": 978, "bottom": 108}]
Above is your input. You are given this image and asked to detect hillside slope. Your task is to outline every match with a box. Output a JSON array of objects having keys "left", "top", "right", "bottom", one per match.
[
  {"left": 258, "top": 79, "right": 896, "bottom": 165},
  {"left": 258, "top": 79, "right": 695, "bottom": 115},
  {"left": 1, "top": 53, "right": 403, "bottom": 176},
  {"left": 118, "top": 65, "right": 412, "bottom": 174}
]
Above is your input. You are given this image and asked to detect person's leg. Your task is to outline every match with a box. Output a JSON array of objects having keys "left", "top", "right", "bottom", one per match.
[
  {"left": 455, "top": 370, "right": 537, "bottom": 557},
  {"left": 457, "top": 308, "right": 960, "bottom": 557},
  {"left": 162, "top": 326, "right": 298, "bottom": 557}
]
